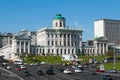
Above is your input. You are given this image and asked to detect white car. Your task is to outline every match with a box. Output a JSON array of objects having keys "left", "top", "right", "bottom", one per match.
[
  {"left": 6, "top": 65, "right": 12, "bottom": 69},
  {"left": 74, "top": 68, "right": 82, "bottom": 73},
  {"left": 63, "top": 69, "right": 72, "bottom": 74},
  {"left": 20, "top": 65, "right": 26, "bottom": 69},
  {"left": 78, "top": 64, "right": 82, "bottom": 68}
]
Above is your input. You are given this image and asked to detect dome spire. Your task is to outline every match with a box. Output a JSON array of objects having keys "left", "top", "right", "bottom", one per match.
[{"left": 52, "top": 14, "right": 66, "bottom": 28}]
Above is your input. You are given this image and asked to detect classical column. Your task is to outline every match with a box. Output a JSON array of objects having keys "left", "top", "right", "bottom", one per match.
[
  {"left": 99, "top": 43, "right": 101, "bottom": 55},
  {"left": 95, "top": 42, "right": 98, "bottom": 56},
  {"left": 19, "top": 41, "right": 21, "bottom": 54},
  {"left": 106, "top": 43, "right": 108, "bottom": 52},
  {"left": 28, "top": 41, "right": 30, "bottom": 54},
  {"left": 38, "top": 48, "right": 40, "bottom": 55},
  {"left": 24, "top": 42, "right": 26, "bottom": 53},
  {"left": 62, "top": 34, "right": 64, "bottom": 46},
  {"left": 54, "top": 34, "right": 56, "bottom": 46},
  {"left": 70, "top": 34, "right": 72, "bottom": 46},
  {"left": 66, "top": 34, "right": 68, "bottom": 46},
  {"left": 103, "top": 43, "right": 104, "bottom": 55},
  {"left": 58, "top": 34, "right": 60, "bottom": 46}
]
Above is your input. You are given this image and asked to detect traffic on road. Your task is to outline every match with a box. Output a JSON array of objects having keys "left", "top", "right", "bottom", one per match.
[{"left": 0, "top": 62, "right": 120, "bottom": 80}]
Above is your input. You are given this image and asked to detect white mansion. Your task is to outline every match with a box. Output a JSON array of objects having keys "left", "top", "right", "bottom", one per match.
[{"left": 0, "top": 14, "right": 83, "bottom": 61}]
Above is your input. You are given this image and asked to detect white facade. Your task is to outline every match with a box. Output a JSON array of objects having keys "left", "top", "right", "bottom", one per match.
[
  {"left": 36, "top": 14, "right": 82, "bottom": 56},
  {"left": 94, "top": 20, "right": 104, "bottom": 37},
  {"left": 0, "top": 14, "right": 83, "bottom": 61},
  {"left": 83, "top": 37, "right": 108, "bottom": 55},
  {"left": 94, "top": 19, "right": 120, "bottom": 45}
]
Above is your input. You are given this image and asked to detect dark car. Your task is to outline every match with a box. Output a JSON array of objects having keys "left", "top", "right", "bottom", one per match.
[
  {"left": 109, "top": 69, "right": 117, "bottom": 73},
  {"left": 37, "top": 70, "right": 44, "bottom": 75},
  {"left": 102, "top": 74, "right": 112, "bottom": 80},
  {"left": 58, "top": 67, "right": 65, "bottom": 72},
  {"left": 46, "top": 68, "right": 54, "bottom": 75},
  {"left": 23, "top": 70, "right": 32, "bottom": 76}
]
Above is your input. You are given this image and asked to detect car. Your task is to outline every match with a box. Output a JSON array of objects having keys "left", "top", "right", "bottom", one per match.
[
  {"left": 20, "top": 65, "right": 26, "bottom": 70},
  {"left": 74, "top": 68, "right": 82, "bottom": 73},
  {"left": 14, "top": 61, "right": 23, "bottom": 65},
  {"left": 41, "top": 62, "right": 46, "bottom": 65},
  {"left": 2, "top": 62, "right": 8, "bottom": 67},
  {"left": 109, "top": 69, "right": 117, "bottom": 73},
  {"left": 6, "top": 65, "right": 12, "bottom": 69},
  {"left": 102, "top": 74, "right": 112, "bottom": 80},
  {"left": 23, "top": 70, "right": 32, "bottom": 76},
  {"left": 77, "top": 65, "right": 84, "bottom": 70},
  {"left": 46, "top": 68, "right": 54, "bottom": 75},
  {"left": 84, "top": 63, "right": 89, "bottom": 68},
  {"left": 37, "top": 70, "right": 44, "bottom": 75},
  {"left": 58, "top": 67, "right": 65, "bottom": 72},
  {"left": 48, "top": 65, "right": 53, "bottom": 69},
  {"left": 15, "top": 66, "right": 22, "bottom": 71},
  {"left": 63, "top": 68, "right": 72, "bottom": 74},
  {"left": 16, "top": 67, "right": 22, "bottom": 71},
  {"left": 96, "top": 69, "right": 104, "bottom": 72}
]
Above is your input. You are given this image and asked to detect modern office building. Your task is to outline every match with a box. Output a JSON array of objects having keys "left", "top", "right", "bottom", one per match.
[{"left": 94, "top": 19, "right": 120, "bottom": 45}]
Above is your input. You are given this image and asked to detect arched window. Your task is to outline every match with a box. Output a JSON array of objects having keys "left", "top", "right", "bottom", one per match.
[
  {"left": 60, "top": 22, "right": 62, "bottom": 27},
  {"left": 56, "top": 22, "right": 58, "bottom": 27},
  {"left": 64, "top": 49, "right": 66, "bottom": 54},
  {"left": 57, "top": 49, "right": 59, "bottom": 54}
]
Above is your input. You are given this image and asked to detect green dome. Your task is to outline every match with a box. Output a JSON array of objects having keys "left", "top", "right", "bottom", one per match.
[{"left": 53, "top": 14, "right": 65, "bottom": 20}]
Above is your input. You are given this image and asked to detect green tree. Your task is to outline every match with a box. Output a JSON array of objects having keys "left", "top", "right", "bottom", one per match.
[{"left": 105, "top": 50, "right": 114, "bottom": 57}]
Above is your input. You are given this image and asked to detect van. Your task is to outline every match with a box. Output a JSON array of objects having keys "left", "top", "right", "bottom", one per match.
[{"left": 14, "top": 61, "right": 23, "bottom": 65}]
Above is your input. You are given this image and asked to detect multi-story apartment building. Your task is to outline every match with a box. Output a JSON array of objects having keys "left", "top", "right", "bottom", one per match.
[{"left": 94, "top": 19, "right": 120, "bottom": 45}]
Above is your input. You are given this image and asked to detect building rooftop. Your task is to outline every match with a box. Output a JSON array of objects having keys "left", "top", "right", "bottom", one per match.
[
  {"left": 53, "top": 14, "right": 66, "bottom": 20},
  {"left": 95, "top": 18, "right": 120, "bottom": 22}
]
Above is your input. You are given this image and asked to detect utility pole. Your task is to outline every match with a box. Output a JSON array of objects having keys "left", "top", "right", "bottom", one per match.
[{"left": 113, "top": 47, "right": 116, "bottom": 70}]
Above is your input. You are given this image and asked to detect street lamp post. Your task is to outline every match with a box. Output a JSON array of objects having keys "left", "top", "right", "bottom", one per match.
[
  {"left": 93, "top": 52, "right": 96, "bottom": 66},
  {"left": 113, "top": 47, "right": 116, "bottom": 70}
]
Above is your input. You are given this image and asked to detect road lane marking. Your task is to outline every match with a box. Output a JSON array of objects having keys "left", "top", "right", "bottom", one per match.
[
  {"left": 56, "top": 73, "right": 80, "bottom": 80},
  {"left": 0, "top": 67, "right": 24, "bottom": 80},
  {"left": 40, "top": 76, "right": 49, "bottom": 80},
  {"left": 30, "top": 77, "right": 36, "bottom": 80}
]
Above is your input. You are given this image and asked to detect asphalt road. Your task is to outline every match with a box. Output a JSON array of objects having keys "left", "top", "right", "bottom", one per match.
[{"left": 0, "top": 63, "right": 120, "bottom": 80}]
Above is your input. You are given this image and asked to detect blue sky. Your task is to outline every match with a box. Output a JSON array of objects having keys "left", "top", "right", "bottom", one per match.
[{"left": 0, "top": 0, "right": 120, "bottom": 41}]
